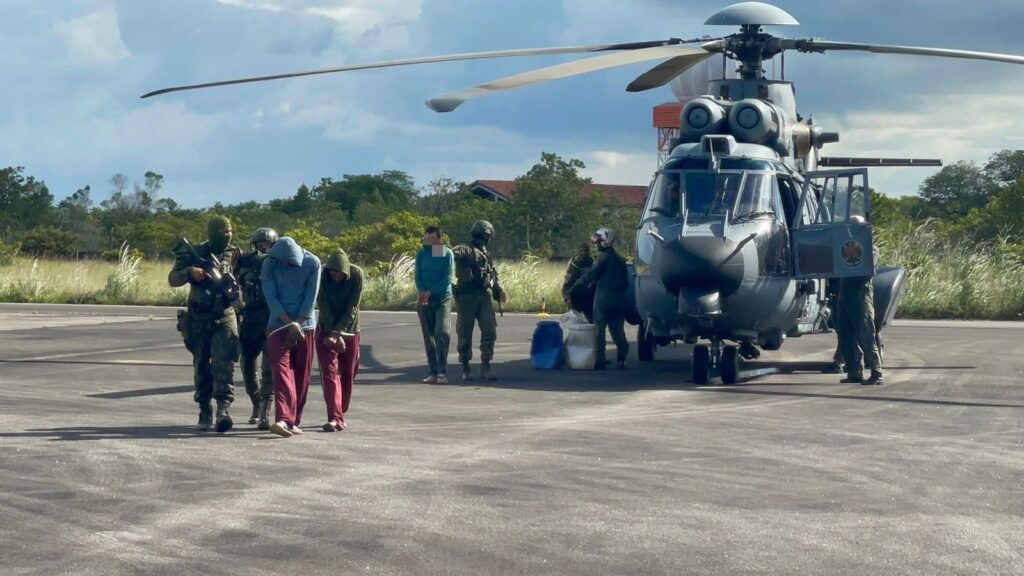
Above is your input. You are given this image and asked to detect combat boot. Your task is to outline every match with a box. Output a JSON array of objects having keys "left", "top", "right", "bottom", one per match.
[
  {"left": 248, "top": 397, "right": 260, "bottom": 425},
  {"left": 197, "top": 401, "right": 213, "bottom": 431},
  {"left": 840, "top": 372, "right": 863, "bottom": 384},
  {"left": 215, "top": 401, "right": 233, "bottom": 433},
  {"left": 863, "top": 369, "right": 884, "bottom": 386},
  {"left": 257, "top": 397, "right": 272, "bottom": 430},
  {"left": 479, "top": 361, "right": 498, "bottom": 381},
  {"left": 461, "top": 363, "right": 474, "bottom": 382}
]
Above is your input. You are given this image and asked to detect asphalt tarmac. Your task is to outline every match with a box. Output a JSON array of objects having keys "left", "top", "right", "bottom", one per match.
[{"left": 0, "top": 303, "right": 1021, "bottom": 575}]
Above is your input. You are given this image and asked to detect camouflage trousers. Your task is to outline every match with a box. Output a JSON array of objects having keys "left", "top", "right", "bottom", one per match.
[
  {"left": 836, "top": 278, "right": 881, "bottom": 376},
  {"left": 455, "top": 291, "right": 497, "bottom": 364},
  {"left": 187, "top": 313, "right": 239, "bottom": 406},
  {"left": 239, "top": 316, "right": 274, "bottom": 402}
]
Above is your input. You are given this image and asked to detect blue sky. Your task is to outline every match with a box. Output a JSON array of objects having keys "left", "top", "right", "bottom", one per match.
[{"left": 2, "top": 0, "right": 1023, "bottom": 208}]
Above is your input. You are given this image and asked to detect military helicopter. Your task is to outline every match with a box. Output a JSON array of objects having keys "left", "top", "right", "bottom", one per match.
[{"left": 144, "top": 2, "right": 1024, "bottom": 384}]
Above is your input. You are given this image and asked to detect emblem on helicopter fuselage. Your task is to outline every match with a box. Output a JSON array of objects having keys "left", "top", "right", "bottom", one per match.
[{"left": 841, "top": 240, "right": 863, "bottom": 268}]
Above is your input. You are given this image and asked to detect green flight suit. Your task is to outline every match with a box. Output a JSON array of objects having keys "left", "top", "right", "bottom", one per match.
[
  {"left": 836, "top": 275, "right": 881, "bottom": 378},
  {"left": 168, "top": 240, "right": 241, "bottom": 407},
  {"left": 452, "top": 240, "right": 498, "bottom": 365},
  {"left": 577, "top": 247, "right": 630, "bottom": 367},
  {"left": 561, "top": 252, "right": 594, "bottom": 322},
  {"left": 236, "top": 250, "right": 273, "bottom": 403}
]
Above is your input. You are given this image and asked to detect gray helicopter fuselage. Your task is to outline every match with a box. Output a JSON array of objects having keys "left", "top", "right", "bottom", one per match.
[{"left": 635, "top": 138, "right": 826, "bottom": 349}]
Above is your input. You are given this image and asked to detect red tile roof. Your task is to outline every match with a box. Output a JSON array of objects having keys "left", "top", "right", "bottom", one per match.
[{"left": 469, "top": 179, "right": 647, "bottom": 207}]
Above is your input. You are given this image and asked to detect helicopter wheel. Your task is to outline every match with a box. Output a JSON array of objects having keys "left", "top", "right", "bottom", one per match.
[
  {"left": 637, "top": 324, "right": 655, "bottom": 362},
  {"left": 721, "top": 345, "right": 740, "bottom": 385},
  {"left": 692, "top": 345, "right": 710, "bottom": 385}
]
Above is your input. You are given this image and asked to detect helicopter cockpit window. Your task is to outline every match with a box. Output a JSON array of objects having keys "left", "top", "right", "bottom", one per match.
[
  {"left": 683, "top": 173, "right": 741, "bottom": 221},
  {"left": 648, "top": 172, "right": 682, "bottom": 216},
  {"left": 734, "top": 173, "right": 775, "bottom": 221}
]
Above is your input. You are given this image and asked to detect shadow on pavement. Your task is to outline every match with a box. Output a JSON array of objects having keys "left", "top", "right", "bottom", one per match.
[{"left": 0, "top": 425, "right": 272, "bottom": 442}]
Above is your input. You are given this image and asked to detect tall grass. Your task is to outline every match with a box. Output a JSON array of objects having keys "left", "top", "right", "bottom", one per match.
[
  {"left": 878, "top": 221, "right": 1024, "bottom": 319},
  {"left": 2, "top": 228, "right": 1023, "bottom": 319}
]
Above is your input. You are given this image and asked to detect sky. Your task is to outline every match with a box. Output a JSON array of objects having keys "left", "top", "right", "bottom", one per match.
[{"left": 2, "top": 0, "right": 1024, "bottom": 208}]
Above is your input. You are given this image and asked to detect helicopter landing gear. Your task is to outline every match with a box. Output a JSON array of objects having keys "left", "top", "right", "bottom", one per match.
[
  {"left": 721, "top": 345, "right": 740, "bottom": 385},
  {"left": 692, "top": 345, "right": 711, "bottom": 385},
  {"left": 637, "top": 324, "right": 655, "bottom": 362},
  {"left": 691, "top": 339, "right": 741, "bottom": 385}
]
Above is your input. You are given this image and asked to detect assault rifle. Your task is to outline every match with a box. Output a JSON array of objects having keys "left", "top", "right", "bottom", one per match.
[
  {"left": 486, "top": 260, "right": 505, "bottom": 318},
  {"left": 179, "top": 237, "right": 240, "bottom": 309}
]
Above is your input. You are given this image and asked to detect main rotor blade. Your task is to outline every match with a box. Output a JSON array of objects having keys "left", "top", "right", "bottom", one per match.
[
  {"left": 785, "top": 39, "right": 1024, "bottom": 66},
  {"left": 427, "top": 46, "right": 711, "bottom": 113},
  {"left": 140, "top": 40, "right": 684, "bottom": 99},
  {"left": 627, "top": 39, "right": 723, "bottom": 92}
]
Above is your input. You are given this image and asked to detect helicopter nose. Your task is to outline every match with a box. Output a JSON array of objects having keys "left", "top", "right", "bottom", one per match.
[{"left": 658, "top": 236, "right": 745, "bottom": 296}]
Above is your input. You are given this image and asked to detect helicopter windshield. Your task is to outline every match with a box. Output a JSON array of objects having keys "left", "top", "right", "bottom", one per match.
[{"left": 647, "top": 164, "right": 784, "bottom": 223}]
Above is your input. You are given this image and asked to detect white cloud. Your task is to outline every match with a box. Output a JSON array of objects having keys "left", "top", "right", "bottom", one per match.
[
  {"left": 817, "top": 89, "right": 1024, "bottom": 195},
  {"left": 579, "top": 150, "right": 657, "bottom": 185},
  {"left": 51, "top": 10, "right": 130, "bottom": 67}
]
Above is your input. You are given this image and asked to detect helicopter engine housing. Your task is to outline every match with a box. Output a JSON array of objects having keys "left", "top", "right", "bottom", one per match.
[
  {"left": 680, "top": 97, "right": 729, "bottom": 139},
  {"left": 728, "top": 98, "right": 792, "bottom": 155}
]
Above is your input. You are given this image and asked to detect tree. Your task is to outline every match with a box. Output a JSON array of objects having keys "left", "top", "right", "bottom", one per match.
[
  {"left": 917, "top": 161, "right": 995, "bottom": 218},
  {"left": 20, "top": 226, "right": 79, "bottom": 257},
  {"left": 983, "top": 149, "right": 1024, "bottom": 188},
  {"left": 0, "top": 166, "right": 55, "bottom": 243},
  {"left": 503, "top": 152, "right": 598, "bottom": 258}
]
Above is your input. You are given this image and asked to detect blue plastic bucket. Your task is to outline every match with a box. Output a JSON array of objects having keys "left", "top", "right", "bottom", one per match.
[{"left": 530, "top": 320, "right": 563, "bottom": 369}]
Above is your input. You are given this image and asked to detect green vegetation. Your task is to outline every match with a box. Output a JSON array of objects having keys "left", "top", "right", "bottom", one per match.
[{"left": 2, "top": 150, "right": 1024, "bottom": 318}]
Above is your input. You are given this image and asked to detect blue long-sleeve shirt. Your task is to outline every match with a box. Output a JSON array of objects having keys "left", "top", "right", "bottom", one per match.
[
  {"left": 261, "top": 237, "right": 321, "bottom": 330},
  {"left": 414, "top": 245, "right": 454, "bottom": 304}
]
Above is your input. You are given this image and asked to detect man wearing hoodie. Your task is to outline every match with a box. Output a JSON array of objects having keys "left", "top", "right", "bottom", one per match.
[
  {"left": 261, "top": 236, "right": 321, "bottom": 437},
  {"left": 316, "top": 249, "right": 363, "bottom": 432},
  {"left": 168, "top": 215, "right": 241, "bottom": 433},
  {"left": 415, "top": 226, "right": 454, "bottom": 384}
]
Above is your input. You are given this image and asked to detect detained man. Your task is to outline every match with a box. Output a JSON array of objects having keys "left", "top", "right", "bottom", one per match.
[
  {"left": 261, "top": 237, "right": 321, "bottom": 437},
  {"left": 415, "top": 226, "right": 455, "bottom": 384},
  {"left": 316, "top": 249, "right": 364, "bottom": 432}
]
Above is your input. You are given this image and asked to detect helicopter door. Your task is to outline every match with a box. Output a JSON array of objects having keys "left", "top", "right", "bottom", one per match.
[{"left": 792, "top": 169, "right": 874, "bottom": 279}]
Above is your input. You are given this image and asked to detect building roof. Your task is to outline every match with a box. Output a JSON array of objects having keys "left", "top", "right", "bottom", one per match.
[{"left": 469, "top": 179, "right": 648, "bottom": 207}]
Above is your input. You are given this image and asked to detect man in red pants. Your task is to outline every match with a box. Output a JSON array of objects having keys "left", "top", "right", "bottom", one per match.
[
  {"left": 261, "top": 237, "right": 321, "bottom": 438},
  {"left": 316, "top": 249, "right": 363, "bottom": 432}
]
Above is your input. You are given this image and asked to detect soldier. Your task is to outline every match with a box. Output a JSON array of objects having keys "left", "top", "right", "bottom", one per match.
[
  {"left": 316, "top": 249, "right": 363, "bottom": 432},
  {"left": 836, "top": 274, "right": 883, "bottom": 385},
  {"left": 168, "top": 215, "right": 242, "bottom": 433},
  {"left": 452, "top": 220, "right": 506, "bottom": 381},
  {"left": 835, "top": 220, "right": 883, "bottom": 386},
  {"left": 235, "top": 227, "right": 278, "bottom": 429},
  {"left": 561, "top": 242, "right": 594, "bottom": 323},
  {"left": 575, "top": 227, "right": 629, "bottom": 370}
]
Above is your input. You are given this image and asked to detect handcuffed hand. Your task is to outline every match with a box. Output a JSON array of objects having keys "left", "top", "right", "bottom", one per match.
[
  {"left": 284, "top": 322, "right": 304, "bottom": 349},
  {"left": 325, "top": 332, "right": 347, "bottom": 353}
]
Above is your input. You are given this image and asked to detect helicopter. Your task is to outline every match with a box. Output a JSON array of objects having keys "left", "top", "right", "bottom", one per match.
[{"left": 143, "top": 2, "right": 1024, "bottom": 384}]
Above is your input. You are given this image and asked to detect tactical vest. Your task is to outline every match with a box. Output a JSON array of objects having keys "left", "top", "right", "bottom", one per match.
[
  {"left": 237, "top": 251, "right": 269, "bottom": 311},
  {"left": 185, "top": 243, "right": 240, "bottom": 317},
  {"left": 454, "top": 244, "right": 494, "bottom": 295}
]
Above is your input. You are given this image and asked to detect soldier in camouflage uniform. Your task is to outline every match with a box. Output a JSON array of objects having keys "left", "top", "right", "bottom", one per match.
[
  {"left": 452, "top": 220, "right": 506, "bottom": 382},
  {"left": 561, "top": 242, "right": 594, "bottom": 323},
  {"left": 836, "top": 275, "right": 884, "bottom": 385},
  {"left": 168, "top": 215, "right": 242, "bottom": 433},
  {"left": 235, "top": 227, "right": 278, "bottom": 429}
]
